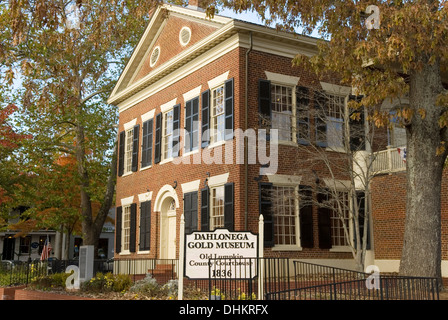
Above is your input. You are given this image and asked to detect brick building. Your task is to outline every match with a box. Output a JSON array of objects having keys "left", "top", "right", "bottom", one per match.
[{"left": 107, "top": 2, "right": 443, "bottom": 273}]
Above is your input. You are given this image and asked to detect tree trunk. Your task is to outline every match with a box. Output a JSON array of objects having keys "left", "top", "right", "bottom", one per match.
[
  {"left": 399, "top": 60, "right": 447, "bottom": 284},
  {"left": 76, "top": 120, "right": 118, "bottom": 257}
]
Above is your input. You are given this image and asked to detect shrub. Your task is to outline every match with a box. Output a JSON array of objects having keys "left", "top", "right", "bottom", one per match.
[
  {"left": 129, "top": 274, "right": 159, "bottom": 296},
  {"left": 81, "top": 272, "right": 132, "bottom": 293},
  {"left": 29, "top": 273, "right": 70, "bottom": 291}
]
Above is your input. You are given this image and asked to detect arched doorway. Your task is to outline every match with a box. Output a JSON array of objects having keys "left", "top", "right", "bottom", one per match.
[{"left": 160, "top": 197, "right": 177, "bottom": 259}]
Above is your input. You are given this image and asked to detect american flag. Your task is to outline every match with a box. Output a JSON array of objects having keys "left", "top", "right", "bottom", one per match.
[
  {"left": 398, "top": 147, "right": 407, "bottom": 163},
  {"left": 40, "top": 236, "right": 52, "bottom": 261}
]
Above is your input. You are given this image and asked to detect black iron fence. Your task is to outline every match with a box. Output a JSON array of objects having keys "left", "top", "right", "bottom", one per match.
[
  {"left": 265, "top": 275, "right": 440, "bottom": 300},
  {"left": 1, "top": 257, "right": 441, "bottom": 300},
  {"left": 0, "top": 259, "right": 114, "bottom": 287}
]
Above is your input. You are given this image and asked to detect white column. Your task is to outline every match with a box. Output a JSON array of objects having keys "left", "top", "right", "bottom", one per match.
[
  {"left": 258, "top": 215, "right": 264, "bottom": 300},
  {"left": 178, "top": 214, "right": 185, "bottom": 300}
]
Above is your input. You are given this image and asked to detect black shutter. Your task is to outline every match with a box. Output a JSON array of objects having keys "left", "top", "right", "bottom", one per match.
[
  {"left": 296, "top": 86, "right": 310, "bottom": 145},
  {"left": 141, "top": 119, "right": 153, "bottom": 168},
  {"left": 173, "top": 104, "right": 180, "bottom": 157},
  {"left": 315, "top": 91, "right": 328, "bottom": 147},
  {"left": 317, "top": 190, "right": 332, "bottom": 249},
  {"left": 132, "top": 125, "right": 140, "bottom": 172},
  {"left": 129, "top": 203, "right": 137, "bottom": 253},
  {"left": 348, "top": 95, "right": 366, "bottom": 151},
  {"left": 185, "top": 100, "right": 193, "bottom": 153},
  {"left": 354, "top": 191, "right": 370, "bottom": 250},
  {"left": 224, "top": 78, "right": 234, "bottom": 140},
  {"left": 184, "top": 192, "right": 198, "bottom": 234},
  {"left": 258, "top": 79, "right": 271, "bottom": 128},
  {"left": 115, "top": 206, "right": 122, "bottom": 253},
  {"left": 201, "top": 90, "right": 210, "bottom": 148},
  {"left": 192, "top": 97, "right": 199, "bottom": 150},
  {"left": 154, "top": 113, "right": 162, "bottom": 164},
  {"left": 200, "top": 187, "right": 209, "bottom": 231},
  {"left": 299, "top": 185, "right": 314, "bottom": 248},
  {"left": 224, "top": 182, "right": 234, "bottom": 231},
  {"left": 139, "top": 201, "right": 151, "bottom": 251},
  {"left": 118, "top": 131, "right": 125, "bottom": 177},
  {"left": 259, "top": 183, "right": 274, "bottom": 248}
]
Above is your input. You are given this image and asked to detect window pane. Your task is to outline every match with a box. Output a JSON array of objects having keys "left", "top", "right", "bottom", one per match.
[
  {"left": 210, "top": 186, "right": 224, "bottom": 230},
  {"left": 272, "top": 186, "right": 297, "bottom": 245},
  {"left": 271, "top": 84, "right": 293, "bottom": 141}
]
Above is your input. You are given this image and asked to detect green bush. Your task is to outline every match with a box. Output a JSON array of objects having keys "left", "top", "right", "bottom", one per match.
[
  {"left": 30, "top": 273, "right": 70, "bottom": 290},
  {"left": 81, "top": 272, "right": 132, "bottom": 293}
]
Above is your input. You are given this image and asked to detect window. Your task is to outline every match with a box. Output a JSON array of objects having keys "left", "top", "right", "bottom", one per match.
[
  {"left": 154, "top": 104, "right": 180, "bottom": 163},
  {"left": 211, "top": 85, "right": 225, "bottom": 144},
  {"left": 201, "top": 78, "right": 234, "bottom": 148},
  {"left": 122, "top": 205, "right": 131, "bottom": 252},
  {"left": 201, "top": 182, "right": 234, "bottom": 231},
  {"left": 141, "top": 119, "right": 153, "bottom": 168},
  {"left": 179, "top": 27, "right": 191, "bottom": 46},
  {"left": 315, "top": 93, "right": 346, "bottom": 149},
  {"left": 272, "top": 186, "right": 298, "bottom": 246},
  {"left": 329, "top": 190, "right": 350, "bottom": 247},
  {"left": 125, "top": 128, "right": 134, "bottom": 174},
  {"left": 163, "top": 109, "right": 174, "bottom": 160},
  {"left": 19, "top": 236, "right": 31, "bottom": 254},
  {"left": 210, "top": 185, "right": 225, "bottom": 230},
  {"left": 259, "top": 80, "right": 311, "bottom": 144},
  {"left": 271, "top": 84, "right": 293, "bottom": 142},
  {"left": 260, "top": 182, "right": 313, "bottom": 249},
  {"left": 118, "top": 123, "right": 139, "bottom": 176},
  {"left": 150, "top": 46, "right": 160, "bottom": 67},
  {"left": 317, "top": 188, "right": 352, "bottom": 249}
]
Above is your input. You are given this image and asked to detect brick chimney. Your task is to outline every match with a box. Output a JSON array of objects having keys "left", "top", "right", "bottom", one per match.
[{"left": 187, "top": 0, "right": 207, "bottom": 11}]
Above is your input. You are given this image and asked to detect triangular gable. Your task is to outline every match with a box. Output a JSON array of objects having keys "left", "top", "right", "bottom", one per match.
[{"left": 108, "top": 4, "right": 232, "bottom": 105}]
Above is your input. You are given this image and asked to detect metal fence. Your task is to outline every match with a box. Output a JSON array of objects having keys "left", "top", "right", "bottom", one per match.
[
  {"left": 266, "top": 275, "right": 440, "bottom": 300},
  {"left": 0, "top": 259, "right": 114, "bottom": 287},
  {"left": 1, "top": 257, "right": 441, "bottom": 300}
]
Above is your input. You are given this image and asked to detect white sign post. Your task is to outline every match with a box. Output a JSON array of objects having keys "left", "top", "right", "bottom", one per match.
[{"left": 184, "top": 228, "right": 258, "bottom": 280}]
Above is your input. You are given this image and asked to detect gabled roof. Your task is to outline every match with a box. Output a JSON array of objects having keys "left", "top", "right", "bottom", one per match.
[
  {"left": 108, "top": 4, "right": 232, "bottom": 106},
  {"left": 107, "top": 3, "right": 319, "bottom": 108}
]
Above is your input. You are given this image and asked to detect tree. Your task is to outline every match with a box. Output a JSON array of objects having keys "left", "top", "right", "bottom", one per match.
[
  {"left": 209, "top": 0, "right": 448, "bottom": 281},
  {"left": 0, "top": 0, "right": 161, "bottom": 253},
  {"left": 0, "top": 104, "right": 31, "bottom": 215}
]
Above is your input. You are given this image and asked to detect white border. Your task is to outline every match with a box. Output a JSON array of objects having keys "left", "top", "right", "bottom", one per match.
[{"left": 179, "top": 26, "right": 192, "bottom": 46}]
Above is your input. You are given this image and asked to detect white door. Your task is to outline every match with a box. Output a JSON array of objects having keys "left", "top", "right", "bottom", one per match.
[{"left": 160, "top": 200, "right": 177, "bottom": 259}]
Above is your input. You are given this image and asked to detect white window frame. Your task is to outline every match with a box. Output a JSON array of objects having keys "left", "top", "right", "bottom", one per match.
[
  {"left": 210, "top": 84, "right": 226, "bottom": 145},
  {"left": 209, "top": 184, "right": 225, "bottom": 231},
  {"left": 162, "top": 109, "right": 174, "bottom": 161},
  {"left": 270, "top": 83, "right": 296, "bottom": 144},
  {"left": 121, "top": 204, "right": 131, "bottom": 254},
  {"left": 124, "top": 128, "right": 134, "bottom": 175},
  {"left": 270, "top": 184, "right": 302, "bottom": 251}
]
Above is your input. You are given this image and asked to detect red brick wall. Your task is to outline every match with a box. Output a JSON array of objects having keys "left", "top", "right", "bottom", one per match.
[
  {"left": 0, "top": 285, "right": 26, "bottom": 300},
  {"left": 14, "top": 289, "right": 98, "bottom": 300},
  {"left": 117, "top": 47, "right": 244, "bottom": 260},
  {"left": 371, "top": 170, "right": 448, "bottom": 261},
  {"left": 116, "top": 43, "right": 356, "bottom": 261},
  {"left": 133, "top": 16, "right": 218, "bottom": 83}
]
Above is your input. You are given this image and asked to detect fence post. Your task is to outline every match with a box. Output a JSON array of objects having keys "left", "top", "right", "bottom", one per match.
[
  {"left": 178, "top": 214, "right": 185, "bottom": 300},
  {"left": 258, "top": 215, "right": 264, "bottom": 300}
]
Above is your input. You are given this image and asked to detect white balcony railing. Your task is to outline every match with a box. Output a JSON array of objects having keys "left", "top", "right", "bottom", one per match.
[{"left": 371, "top": 146, "right": 407, "bottom": 174}]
